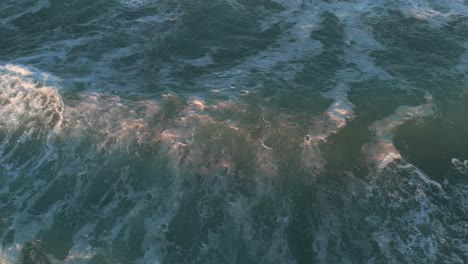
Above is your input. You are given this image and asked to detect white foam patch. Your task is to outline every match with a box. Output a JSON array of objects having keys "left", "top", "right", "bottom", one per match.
[
  {"left": 135, "top": 14, "right": 178, "bottom": 24},
  {"left": 0, "top": 64, "right": 290, "bottom": 263},
  {"left": 398, "top": 0, "right": 468, "bottom": 28},
  {"left": 452, "top": 158, "right": 468, "bottom": 174},
  {"left": 0, "top": 202, "right": 63, "bottom": 264},
  {"left": 60, "top": 92, "right": 160, "bottom": 153},
  {"left": 15, "top": 36, "right": 93, "bottom": 64},
  {"left": 153, "top": 96, "right": 281, "bottom": 179},
  {"left": 188, "top": 0, "right": 468, "bottom": 91},
  {"left": 186, "top": 53, "right": 215, "bottom": 67},
  {"left": 140, "top": 128, "right": 291, "bottom": 262},
  {"left": 7, "top": 0, "right": 468, "bottom": 96},
  {"left": 400, "top": 163, "right": 443, "bottom": 190},
  {"left": 221, "top": 195, "right": 294, "bottom": 263},
  {"left": 0, "top": 64, "right": 160, "bottom": 263},
  {"left": 8, "top": 2, "right": 183, "bottom": 91},
  {"left": 63, "top": 224, "right": 97, "bottom": 263},
  {"left": 402, "top": 4, "right": 449, "bottom": 27},
  {"left": 196, "top": 1, "right": 325, "bottom": 87},
  {"left": 236, "top": 5, "right": 324, "bottom": 77},
  {"left": 119, "top": 0, "right": 157, "bottom": 9},
  {"left": 2, "top": 1, "right": 468, "bottom": 262},
  {"left": 329, "top": 1, "right": 393, "bottom": 80},
  {"left": 0, "top": 64, "right": 63, "bottom": 176},
  {"left": 365, "top": 162, "right": 461, "bottom": 262},
  {"left": 0, "top": 245, "right": 21, "bottom": 264},
  {"left": 363, "top": 99, "right": 434, "bottom": 169},
  {"left": 324, "top": 84, "right": 355, "bottom": 131},
  {"left": 301, "top": 83, "right": 355, "bottom": 171},
  {"left": 136, "top": 197, "right": 181, "bottom": 264},
  {"left": 296, "top": 0, "right": 397, "bottom": 171}
]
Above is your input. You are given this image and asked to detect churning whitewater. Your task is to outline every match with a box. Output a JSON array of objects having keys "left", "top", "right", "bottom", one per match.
[{"left": 1, "top": 0, "right": 468, "bottom": 263}]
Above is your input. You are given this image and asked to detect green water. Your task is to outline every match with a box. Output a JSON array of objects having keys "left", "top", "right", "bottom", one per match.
[{"left": 1, "top": 0, "right": 468, "bottom": 263}]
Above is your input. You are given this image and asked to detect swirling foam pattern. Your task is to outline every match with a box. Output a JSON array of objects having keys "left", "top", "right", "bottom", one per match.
[{"left": 1, "top": 0, "right": 468, "bottom": 263}]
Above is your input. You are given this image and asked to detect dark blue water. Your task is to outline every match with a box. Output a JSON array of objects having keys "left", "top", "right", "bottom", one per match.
[{"left": 1, "top": 0, "right": 468, "bottom": 263}]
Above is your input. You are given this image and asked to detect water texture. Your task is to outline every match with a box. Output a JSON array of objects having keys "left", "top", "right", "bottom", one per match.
[{"left": 1, "top": 0, "right": 468, "bottom": 263}]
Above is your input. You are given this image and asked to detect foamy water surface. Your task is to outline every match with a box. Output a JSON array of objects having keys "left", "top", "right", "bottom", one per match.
[{"left": 1, "top": 0, "right": 468, "bottom": 263}]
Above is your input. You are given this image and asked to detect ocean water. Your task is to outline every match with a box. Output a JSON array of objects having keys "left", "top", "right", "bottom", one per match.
[{"left": 1, "top": 0, "right": 468, "bottom": 263}]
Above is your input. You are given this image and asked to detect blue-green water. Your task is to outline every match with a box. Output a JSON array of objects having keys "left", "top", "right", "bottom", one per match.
[{"left": 1, "top": 0, "right": 468, "bottom": 263}]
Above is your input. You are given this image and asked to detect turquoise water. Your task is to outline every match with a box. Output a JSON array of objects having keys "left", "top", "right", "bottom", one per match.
[{"left": 1, "top": 0, "right": 468, "bottom": 263}]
